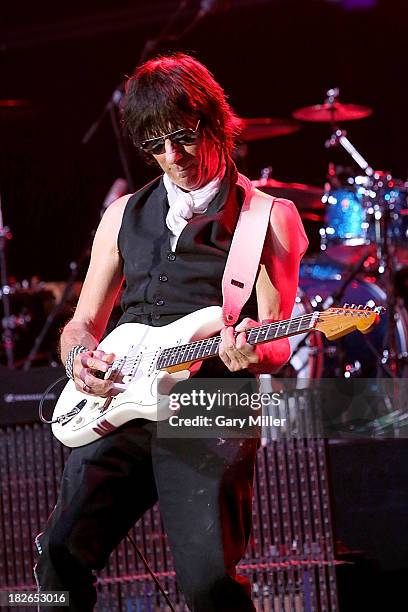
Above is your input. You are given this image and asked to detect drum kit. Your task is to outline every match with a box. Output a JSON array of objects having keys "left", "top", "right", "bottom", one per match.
[{"left": 244, "top": 88, "right": 408, "bottom": 379}]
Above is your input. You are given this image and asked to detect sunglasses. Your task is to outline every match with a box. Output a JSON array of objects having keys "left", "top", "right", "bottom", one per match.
[{"left": 139, "top": 119, "right": 201, "bottom": 155}]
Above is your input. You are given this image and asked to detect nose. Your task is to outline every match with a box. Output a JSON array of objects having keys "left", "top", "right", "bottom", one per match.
[{"left": 164, "top": 138, "right": 183, "bottom": 164}]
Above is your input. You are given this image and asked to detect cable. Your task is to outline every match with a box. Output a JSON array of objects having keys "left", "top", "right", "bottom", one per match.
[
  {"left": 38, "top": 375, "right": 68, "bottom": 424},
  {"left": 126, "top": 533, "right": 176, "bottom": 611}
]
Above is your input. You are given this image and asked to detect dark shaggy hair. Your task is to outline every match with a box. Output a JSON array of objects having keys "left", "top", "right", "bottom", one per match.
[{"left": 123, "top": 53, "right": 240, "bottom": 157}]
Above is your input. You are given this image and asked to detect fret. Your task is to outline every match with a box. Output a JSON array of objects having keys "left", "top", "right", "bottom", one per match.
[
  {"left": 276, "top": 320, "right": 287, "bottom": 338},
  {"left": 205, "top": 337, "right": 217, "bottom": 357},
  {"left": 272, "top": 321, "right": 281, "bottom": 339},
  {"left": 186, "top": 343, "right": 195, "bottom": 360},
  {"left": 192, "top": 340, "right": 203, "bottom": 361},
  {"left": 194, "top": 340, "right": 202, "bottom": 360},
  {"left": 203, "top": 340, "right": 211, "bottom": 358},
  {"left": 286, "top": 319, "right": 297, "bottom": 334},
  {"left": 169, "top": 346, "right": 179, "bottom": 366},
  {"left": 181, "top": 343, "right": 190, "bottom": 365},
  {"left": 176, "top": 344, "right": 186, "bottom": 364},
  {"left": 210, "top": 336, "right": 221, "bottom": 357},
  {"left": 265, "top": 323, "right": 274, "bottom": 341}
]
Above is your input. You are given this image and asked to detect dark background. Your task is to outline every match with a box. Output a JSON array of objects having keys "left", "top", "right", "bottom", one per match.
[{"left": 2, "top": 0, "right": 408, "bottom": 280}]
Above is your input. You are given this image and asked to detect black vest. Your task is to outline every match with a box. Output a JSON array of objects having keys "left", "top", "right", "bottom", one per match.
[{"left": 117, "top": 166, "right": 258, "bottom": 328}]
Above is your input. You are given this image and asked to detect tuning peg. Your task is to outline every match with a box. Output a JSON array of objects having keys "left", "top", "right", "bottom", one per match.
[
  {"left": 350, "top": 303, "right": 357, "bottom": 309},
  {"left": 364, "top": 302, "right": 373, "bottom": 310},
  {"left": 357, "top": 304, "right": 364, "bottom": 309},
  {"left": 343, "top": 303, "right": 350, "bottom": 309},
  {"left": 374, "top": 306, "right": 386, "bottom": 314}
]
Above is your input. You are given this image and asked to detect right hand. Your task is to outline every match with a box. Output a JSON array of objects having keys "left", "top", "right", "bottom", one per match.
[{"left": 73, "top": 349, "right": 116, "bottom": 397}]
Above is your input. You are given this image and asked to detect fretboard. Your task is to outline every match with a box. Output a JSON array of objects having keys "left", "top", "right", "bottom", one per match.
[{"left": 156, "top": 312, "right": 318, "bottom": 370}]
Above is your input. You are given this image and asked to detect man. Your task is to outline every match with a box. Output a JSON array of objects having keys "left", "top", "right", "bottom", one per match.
[{"left": 35, "top": 53, "right": 307, "bottom": 611}]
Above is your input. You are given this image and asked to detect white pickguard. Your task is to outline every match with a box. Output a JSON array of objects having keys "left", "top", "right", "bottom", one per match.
[{"left": 51, "top": 306, "right": 225, "bottom": 447}]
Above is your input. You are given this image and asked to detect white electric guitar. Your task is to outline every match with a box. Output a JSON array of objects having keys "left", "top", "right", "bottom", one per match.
[{"left": 51, "top": 304, "right": 383, "bottom": 447}]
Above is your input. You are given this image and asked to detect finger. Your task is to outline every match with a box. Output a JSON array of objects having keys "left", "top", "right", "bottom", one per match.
[
  {"left": 219, "top": 327, "right": 234, "bottom": 356},
  {"left": 80, "top": 352, "right": 114, "bottom": 373},
  {"left": 235, "top": 331, "right": 249, "bottom": 350},
  {"left": 101, "top": 352, "right": 116, "bottom": 363},
  {"left": 80, "top": 381, "right": 113, "bottom": 397},
  {"left": 235, "top": 333, "right": 259, "bottom": 360},
  {"left": 220, "top": 326, "right": 236, "bottom": 349},
  {"left": 83, "top": 372, "right": 114, "bottom": 396},
  {"left": 219, "top": 327, "right": 256, "bottom": 371},
  {"left": 235, "top": 317, "right": 257, "bottom": 332},
  {"left": 226, "top": 347, "right": 249, "bottom": 370}
]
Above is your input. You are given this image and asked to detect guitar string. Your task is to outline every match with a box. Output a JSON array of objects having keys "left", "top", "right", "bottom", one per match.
[{"left": 105, "top": 310, "right": 380, "bottom": 372}]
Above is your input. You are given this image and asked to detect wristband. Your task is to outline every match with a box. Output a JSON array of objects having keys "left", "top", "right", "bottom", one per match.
[{"left": 65, "top": 345, "right": 89, "bottom": 380}]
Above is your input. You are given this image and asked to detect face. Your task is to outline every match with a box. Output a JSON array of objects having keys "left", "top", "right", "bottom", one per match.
[{"left": 150, "top": 126, "right": 222, "bottom": 192}]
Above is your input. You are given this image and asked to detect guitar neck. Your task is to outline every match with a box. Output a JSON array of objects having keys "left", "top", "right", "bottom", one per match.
[{"left": 156, "top": 312, "right": 319, "bottom": 370}]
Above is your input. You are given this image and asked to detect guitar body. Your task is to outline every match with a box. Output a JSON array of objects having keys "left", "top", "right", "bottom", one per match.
[{"left": 52, "top": 306, "right": 225, "bottom": 447}]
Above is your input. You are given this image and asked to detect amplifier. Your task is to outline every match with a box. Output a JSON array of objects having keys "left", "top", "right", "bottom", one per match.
[{"left": 0, "top": 365, "right": 65, "bottom": 425}]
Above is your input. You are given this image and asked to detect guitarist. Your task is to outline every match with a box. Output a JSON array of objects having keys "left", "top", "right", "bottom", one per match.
[{"left": 35, "top": 53, "right": 308, "bottom": 611}]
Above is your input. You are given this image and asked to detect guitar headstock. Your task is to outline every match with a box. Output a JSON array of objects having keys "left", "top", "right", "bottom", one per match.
[{"left": 315, "top": 303, "right": 385, "bottom": 341}]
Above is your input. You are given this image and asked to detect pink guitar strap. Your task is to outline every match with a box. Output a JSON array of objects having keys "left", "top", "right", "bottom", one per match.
[{"left": 222, "top": 176, "right": 274, "bottom": 326}]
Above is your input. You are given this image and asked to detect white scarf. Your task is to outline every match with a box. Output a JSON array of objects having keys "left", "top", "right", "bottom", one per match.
[{"left": 163, "top": 160, "right": 226, "bottom": 250}]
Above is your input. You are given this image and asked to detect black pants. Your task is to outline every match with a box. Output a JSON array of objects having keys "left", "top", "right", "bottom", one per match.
[{"left": 35, "top": 419, "right": 258, "bottom": 612}]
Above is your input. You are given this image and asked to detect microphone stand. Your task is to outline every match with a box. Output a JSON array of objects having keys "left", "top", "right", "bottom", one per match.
[
  {"left": 81, "top": 0, "right": 196, "bottom": 179},
  {"left": 0, "top": 192, "right": 15, "bottom": 368}
]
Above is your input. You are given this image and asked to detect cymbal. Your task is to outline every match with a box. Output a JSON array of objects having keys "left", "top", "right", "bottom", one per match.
[
  {"left": 238, "top": 117, "right": 300, "bottom": 141},
  {"left": 292, "top": 102, "right": 372, "bottom": 123},
  {"left": 252, "top": 178, "right": 324, "bottom": 211}
]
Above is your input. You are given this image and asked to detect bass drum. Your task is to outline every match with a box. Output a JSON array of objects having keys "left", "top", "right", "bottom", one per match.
[
  {"left": 275, "top": 287, "right": 325, "bottom": 379},
  {"left": 299, "top": 275, "right": 408, "bottom": 378}
]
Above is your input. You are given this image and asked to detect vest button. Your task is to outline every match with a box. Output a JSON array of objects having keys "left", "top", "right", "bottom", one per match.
[
  {"left": 167, "top": 253, "right": 176, "bottom": 261},
  {"left": 159, "top": 274, "right": 168, "bottom": 282},
  {"left": 155, "top": 299, "right": 164, "bottom": 306},
  {"left": 152, "top": 313, "right": 161, "bottom": 320}
]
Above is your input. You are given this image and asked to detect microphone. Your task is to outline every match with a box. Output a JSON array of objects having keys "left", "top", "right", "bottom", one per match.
[{"left": 101, "top": 178, "right": 128, "bottom": 216}]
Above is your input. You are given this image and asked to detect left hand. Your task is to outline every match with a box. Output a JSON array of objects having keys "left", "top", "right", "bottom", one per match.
[{"left": 218, "top": 318, "right": 262, "bottom": 372}]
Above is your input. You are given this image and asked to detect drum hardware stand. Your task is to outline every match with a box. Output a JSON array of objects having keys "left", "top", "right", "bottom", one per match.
[
  {"left": 323, "top": 95, "right": 402, "bottom": 376},
  {"left": 0, "top": 192, "right": 16, "bottom": 368},
  {"left": 324, "top": 87, "right": 373, "bottom": 177},
  {"left": 376, "top": 199, "right": 400, "bottom": 376}
]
